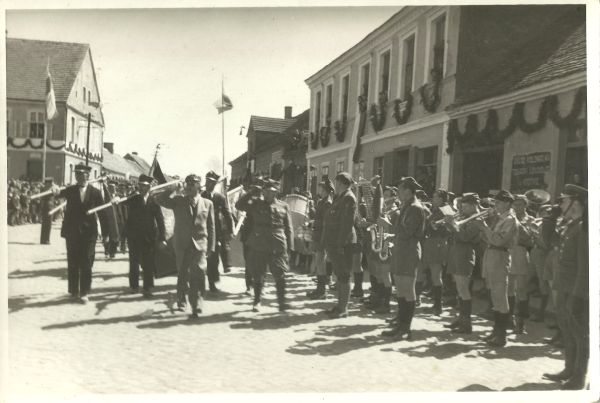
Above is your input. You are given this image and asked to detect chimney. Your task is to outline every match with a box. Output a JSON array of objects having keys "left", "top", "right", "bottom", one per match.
[
  {"left": 103, "top": 142, "right": 114, "bottom": 154},
  {"left": 132, "top": 151, "right": 138, "bottom": 156},
  {"left": 284, "top": 106, "right": 292, "bottom": 119}
]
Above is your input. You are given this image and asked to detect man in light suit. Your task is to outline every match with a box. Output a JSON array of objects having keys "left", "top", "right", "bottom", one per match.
[{"left": 155, "top": 174, "right": 215, "bottom": 318}]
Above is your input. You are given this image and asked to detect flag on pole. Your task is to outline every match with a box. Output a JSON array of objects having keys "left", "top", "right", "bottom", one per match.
[
  {"left": 214, "top": 94, "right": 233, "bottom": 114},
  {"left": 45, "top": 60, "right": 58, "bottom": 120},
  {"left": 149, "top": 157, "right": 167, "bottom": 184}
]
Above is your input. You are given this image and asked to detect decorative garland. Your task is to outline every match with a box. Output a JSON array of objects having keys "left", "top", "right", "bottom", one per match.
[
  {"left": 392, "top": 93, "right": 413, "bottom": 125},
  {"left": 8, "top": 137, "right": 66, "bottom": 150},
  {"left": 419, "top": 68, "right": 442, "bottom": 113},
  {"left": 368, "top": 91, "right": 388, "bottom": 132},
  {"left": 446, "top": 86, "right": 586, "bottom": 154},
  {"left": 334, "top": 118, "right": 347, "bottom": 142},
  {"left": 319, "top": 124, "right": 331, "bottom": 147}
]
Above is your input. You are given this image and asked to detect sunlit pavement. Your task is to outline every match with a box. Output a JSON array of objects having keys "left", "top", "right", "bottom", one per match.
[{"left": 7, "top": 221, "right": 564, "bottom": 394}]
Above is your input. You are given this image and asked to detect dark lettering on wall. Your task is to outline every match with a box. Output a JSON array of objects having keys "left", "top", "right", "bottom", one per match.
[{"left": 510, "top": 151, "right": 551, "bottom": 194}]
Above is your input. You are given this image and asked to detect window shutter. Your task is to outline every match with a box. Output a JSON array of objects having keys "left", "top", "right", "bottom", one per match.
[{"left": 383, "top": 151, "right": 394, "bottom": 185}]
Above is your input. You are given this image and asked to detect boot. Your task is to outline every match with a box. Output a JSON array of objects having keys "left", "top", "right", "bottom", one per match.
[
  {"left": 487, "top": 312, "right": 507, "bottom": 347},
  {"left": 452, "top": 299, "right": 472, "bottom": 334},
  {"left": 381, "top": 298, "right": 412, "bottom": 340},
  {"left": 351, "top": 271, "right": 364, "bottom": 297},
  {"left": 307, "top": 275, "right": 327, "bottom": 299},
  {"left": 481, "top": 311, "right": 498, "bottom": 341},
  {"left": 444, "top": 298, "right": 463, "bottom": 329},
  {"left": 365, "top": 283, "right": 383, "bottom": 310},
  {"left": 531, "top": 294, "right": 548, "bottom": 322},
  {"left": 252, "top": 282, "right": 263, "bottom": 312},
  {"left": 386, "top": 298, "right": 402, "bottom": 325},
  {"left": 507, "top": 296, "right": 516, "bottom": 331},
  {"left": 415, "top": 281, "right": 423, "bottom": 307},
  {"left": 514, "top": 300, "right": 529, "bottom": 335},
  {"left": 276, "top": 278, "right": 289, "bottom": 311},
  {"left": 374, "top": 287, "right": 391, "bottom": 314},
  {"left": 328, "top": 281, "right": 350, "bottom": 318},
  {"left": 430, "top": 285, "right": 442, "bottom": 316}
]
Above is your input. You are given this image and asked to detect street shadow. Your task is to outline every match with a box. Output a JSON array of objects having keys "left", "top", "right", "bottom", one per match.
[
  {"left": 457, "top": 384, "right": 496, "bottom": 392},
  {"left": 41, "top": 310, "right": 175, "bottom": 330},
  {"left": 502, "top": 381, "right": 560, "bottom": 391},
  {"left": 8, "top": 267, "right": 68, "bottom": 280},
  {"left": 137, "top": 311, "right": 247, "bottom": 329},
  {"left": 8, "top": 295, "right": 75, "bottom": 313},
  {"left": 229, "top": 310, "right": 330, "bottom": 331}
]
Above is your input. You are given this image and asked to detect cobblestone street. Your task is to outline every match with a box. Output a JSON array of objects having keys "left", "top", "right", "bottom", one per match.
[{"left": 4, "top": 221, "right": 571, "bottom": 396}]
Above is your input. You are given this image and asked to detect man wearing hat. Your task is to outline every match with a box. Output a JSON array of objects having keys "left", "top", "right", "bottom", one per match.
[
  {"left": 443, "top": 193, "right": 484, "bottom": 334},
  {"left": 543, "top": 184, "right": 588, "bottom": 389},
  {"left": 381, "top": 177, "right": 427, "bottom": 339},
  {"left": 40, "top": 177, "right": 55, "bottom": 244},
  {"left": 477, "top": 189, "right": 518, "bottom": 347},
  {"left": 306, "top": 178, "right": 334, "bottom": 299},
  {"left": 118, "top": 174, "right": 166, "bottom": 297},
  {"left": 51, "top": 163, "right": 104, "bottom": 303},
  {"left": 155, "top": 174, "right": 215, "bottom": 318},
  {"left": 235, "top": 178, "right": 293, "bottom": 312},
  {"left": 321, "top": 172, "right": 357, "bottom": 318},
  {"left": 201, "top": 170, "right": 234, "bottom": 293}
]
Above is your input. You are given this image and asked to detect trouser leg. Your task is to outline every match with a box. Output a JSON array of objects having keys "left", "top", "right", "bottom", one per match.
[
  {"left": 66, "top": 238, "right": 80, "bottom": 296},
  {"left": 567, "top": 296, "right": 589, "bottom": 388},
  {"left": 219, "top": 238, "right": 232, "bottom": 271},
  {"left": 187, "top": 251, "right": 206, "bottom": 313},
  {"left": 207, "top": 242, "right": 220, "bottom": 290},
  {"left": 128, "top": 240, "right": 141, "bottom": 289},
  {"left": 555, "top": 291, "right": 576, "bottom": 376},
  {"left": 79, "top": 239, "right": 95, "bottom": 296},
  {"left": 141, "top": 242, "right": 156, "bottom": 291}
]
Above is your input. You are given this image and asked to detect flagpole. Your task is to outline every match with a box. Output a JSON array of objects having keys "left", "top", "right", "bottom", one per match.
[
  {"left": 221, "top": 75, "right": 225, "bottom": 177},
  {"left": 42, "top": 117, "right": 47, "bottom": 180}
]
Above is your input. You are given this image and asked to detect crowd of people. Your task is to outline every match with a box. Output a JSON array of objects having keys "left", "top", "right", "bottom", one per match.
[
  {"left": 26, "top": 162, "right": 589, "bottom": 390},
  {"left": 7, "top": 178, "right": 64, "bottom": 226}
]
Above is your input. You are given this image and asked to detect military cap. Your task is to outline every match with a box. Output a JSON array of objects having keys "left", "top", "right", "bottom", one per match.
[
  {"left": 433, "top": 189, "right": 449, "bottom": 202},
  {"left": 335, "top": 171, "right": 353, "bottom": 186},
  {"left": 319, "top": 178, "right": 334, "bottom": 193},
  {"left": 447, "top": 191, "right": 456, "bottom": 200},
  {"left": 74, "top": 163, "right": 91, "bottom": 173},
  {"left": 205, "top": 170, "right": 220, "bottom": 182},
  {"left": 513, "top": 194, "right": 528, "bottom": 204},
  {"left": 383, "top": 185, "right": 397, "bottom": 195},
  {"left": 262, "top": 178, "right": 280, "bottom": 191},
  {"left": 494, "top": 189, "right": 515, "bottom": 203},
  {"left": 558, "top": 183, "right": 587, "bottom": 202},
  {"left": 461, "top": 192, "right": 480, "bottom": 205},
  {"left": 480, "top": 197, "right": 496, "bottom": 209},
  {"left": 370, "top": 175, "right": 381, "bottom": 185},
  {"left": 415, "top": 189, "right": 429, "bottom": 201},
  {"left": 138, "top": 174, "right": 153, "bottom": 185},
  {"left": 184, "top": 174, "right": 202, "bottom": 184},
  {"left": 398, "top": 176, "right": 423, "bottom": 192}
]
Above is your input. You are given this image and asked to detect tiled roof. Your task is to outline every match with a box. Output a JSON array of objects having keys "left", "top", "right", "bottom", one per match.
[
  {"left": 124, "top": 153, "right": 152, "bottom": 174},
  {"left": 249, "top": 116, "right": 296, "bottom": 134},
  {"left": 6, "top": 38, "right": 89, "bottom": 102},
  {"left": 229, "top": 151, "right": 247, "bottom": 165},
  {"left": 452, "top": 15, "right": 585, "bottom": 107},
  {"left": 283, "top": 109, "right": 310, "bottom": 134},
  {"left": 126, "top": 160, "right": 145, "bottom": 177},
  {"left": 102, "top": 148, "right": 138, "bottom": 176}
]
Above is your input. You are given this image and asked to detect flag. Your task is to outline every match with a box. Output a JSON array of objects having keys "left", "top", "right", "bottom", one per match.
[
  {"left": 45, "top": 61, "right": 58, "bottom": 120},
  {"left": 214, "top": 94, "right": 233, "bottom": 114},
  {"left": 149, "top": 157, "right": 167, "bottom": 184}
]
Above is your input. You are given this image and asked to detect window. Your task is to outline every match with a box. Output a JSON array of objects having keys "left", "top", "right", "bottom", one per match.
[
  {"left": 360, "top": 63, "right": 370, "bottom": 100},
  {"left": 315, "top": 91, "right": 322, "bottom": 131},
  {"left": 6, "top": 109, "right": 11, "bottom": 137},
  {"left": 28, "top": 111, "right": 45, "bottom": 139},
  {"left": 341, "top": 74, "right": 349, "bottom": 120},
  {"left": 336, "top": 160, "right": 345, "bottom": 174},
  {"left": 71, "top": 117, "right": 76, "bottom": 143},
  {"left": 83, "top": 87, "right": 87, "bottom": 103},
  {"left": 416, "top": 146, "right": 438, "bottom": 196},
  {"left": 325, "top": 84, "right": 333, "bottom": 126},
  {"left": 379, "top": 50, "right": 391, "bottom": 96},
  {"left": 69, "top": 164, "right": 73, "bottom": 184},
  {"left": 321, "top": 163, "right": 329, "bottom": 180},
  {"left": 374, "top": 156, "right": 384, "bottom": 178},
  {"left": 88, "top": 90, "right": 91, "bottom": 105},
  {"left": 431, "top": 13, "right": 446, "bottom": 77},
  {"left": 402, "top": 34, "right": 416, "bottom": 98}
]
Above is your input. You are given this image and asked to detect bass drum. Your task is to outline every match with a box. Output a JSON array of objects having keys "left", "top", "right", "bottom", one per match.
[{"left": 282, "top": 194, "right": 310, "bottom": 254}]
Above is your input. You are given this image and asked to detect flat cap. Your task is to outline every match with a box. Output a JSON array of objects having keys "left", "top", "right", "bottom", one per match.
[
  {"left": 398, "top": 176, "right": 423, "bottom": 192},
  {"left": 559, "top": 183, "right": 587, "bottom": 201},
  {"left": 319, "top": 179, "right": 334, "bottom": 193},
  {"left": 185, "top": 174, "right": 202, "bottom": 184},
  {"left": 138, "top": 174, "right": 153, "bottom": 185},
  {"left": 461, "top": 192, "right": 480, "bottom": 205},
  {"left": 74, "top": 163, "right": 92, "bottom": 173},
  {"left": 205, "top": 170, "right": 220, "bottom": 182},
  {"left": 335, "top": 171, "right": 353, "bottom": 186},
  {"left": 494, "top": 189, "right": 515, "bottom": 203}
]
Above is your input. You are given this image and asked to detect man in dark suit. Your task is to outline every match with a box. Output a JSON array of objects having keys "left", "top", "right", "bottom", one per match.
[
  {"left": 201, "top": 171, "right": 234, "bottom": 292},
  {"left": 155, "top": 174, "right": 215, "bottom": 318},
  {"left": 322, "top": 172, "right": 357, "bottom": 318},
  {"left": 51, "top": 163, "right": 103, "bottom": 303},
  {"left": 40, "top": 177, "right": 55, "bottom": 245},
  {"left": 117, "top": 174, "right": 166, "bottom": 297}
]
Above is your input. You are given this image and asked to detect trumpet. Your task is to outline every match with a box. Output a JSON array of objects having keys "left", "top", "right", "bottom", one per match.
[
  {"left": 433, "top": 213, "right": 461, "bottom": 226},
  {"left": 453, "top": 208, "right": 494, "bottom": 227}
]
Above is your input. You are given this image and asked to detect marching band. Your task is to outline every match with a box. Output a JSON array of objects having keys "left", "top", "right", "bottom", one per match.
[{"left": 36, "top": 164, "right": 589, "bottom": 390}]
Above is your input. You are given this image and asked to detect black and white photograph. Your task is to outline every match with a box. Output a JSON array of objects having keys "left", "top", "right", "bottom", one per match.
[{"left": 1, "top": 1, "right": 598, "bottom": 401}]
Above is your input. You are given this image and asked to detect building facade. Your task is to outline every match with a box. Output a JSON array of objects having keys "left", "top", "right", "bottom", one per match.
[
  {"left": 7, "top": 38, "right": 105, "bottom": 184},
  {"left": 305, "top": 5, "right": 586, "bottom": 198}
]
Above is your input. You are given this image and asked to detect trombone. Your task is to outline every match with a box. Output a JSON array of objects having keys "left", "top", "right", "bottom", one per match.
[
  {"left": 433, "top": 212, "right": 461, "bottom": 226},
  {"left": 453, "top": 208, "right": 494, "bottom": 227}
]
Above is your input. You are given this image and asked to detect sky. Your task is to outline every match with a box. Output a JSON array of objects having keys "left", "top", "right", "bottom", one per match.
[{"left": 6, "top": 7, "right": 400, "bottom": 178}]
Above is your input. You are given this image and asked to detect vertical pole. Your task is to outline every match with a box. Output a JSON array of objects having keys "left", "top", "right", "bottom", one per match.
[
  {"left": 221, "top": 75, "right": 225, "bottom": 177},
  {"left": 42, "top": 118, "right": 47, "bottom": 180},
  {"left": 85, "top": 112, "right": 91, "bottom": 166}
]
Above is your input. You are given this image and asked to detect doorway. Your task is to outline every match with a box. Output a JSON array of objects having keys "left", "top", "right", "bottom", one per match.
[
  {"left": 462, "top": 148, "right": 503, "bottom": 196},
  {"left": 564, "top": 146, "right": 587, "bottom": 187}
]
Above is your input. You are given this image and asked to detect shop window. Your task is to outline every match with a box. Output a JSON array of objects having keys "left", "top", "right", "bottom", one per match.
[
  {"left": 321, "top": 164, "right": 329, "bottom": 180},
  {"left": 416, "top": 146, "right": 438, "bottom": 196},
  {"left": 402, "top": 34, "right": 416, "bottom": 98},
  {"left": 373, "top": 156, "right": 384, "bottom": 178}
]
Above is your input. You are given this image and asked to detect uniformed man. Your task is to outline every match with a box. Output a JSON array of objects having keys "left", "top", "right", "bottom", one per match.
[
  {"left": 543, "top": 184, "right": 588, "bottom": 389},
  {"left": 40, "top": 177, "right": 55, "bottom": 245},
  {"left": 51, "top": 163, "right": 104, "bottom": 303},
  {"left": 117, "top": 174, "right": 166, "bottom": 297},
  {"left": 381, "top": 177, "right": 427, "bottom": 339},
  {"left": 155, "top": 174, "right": 215, "bottom": 318},
  {"left": 306, "top": 179, "right": 334, "bottom": 299},
  {"left": 529, "top": 204, "right": 554, "bottom": 323},
  {"left": 235, "top": 178, "right": 293, "bottom": 312},
  {"left": 321, "top": 172, "right": 357, "bottom": 318},
  {"left": 477, "top": 190, "right": 518, "bottom": 347},
  {"left": 443, "top": 193, "right": 483, "bottom": 334},
  {"left": 201, "top": 171, "right": 234, "bottom": 293},
  {"left": 507, "top": 194, "right": 535, "bottom": 334}
]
